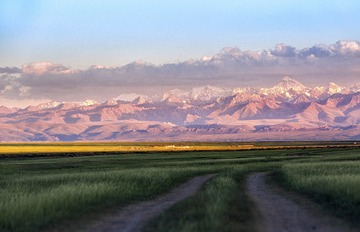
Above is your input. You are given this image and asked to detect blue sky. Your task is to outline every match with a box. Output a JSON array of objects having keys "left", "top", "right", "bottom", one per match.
[{"left": 1, "top": 0, "right": 360, "bottom": 68}]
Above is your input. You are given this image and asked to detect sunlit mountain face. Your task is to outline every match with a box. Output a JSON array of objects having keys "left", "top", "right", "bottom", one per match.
[{"left": 0, "top": 76, "right": 359, "bottom": 142}]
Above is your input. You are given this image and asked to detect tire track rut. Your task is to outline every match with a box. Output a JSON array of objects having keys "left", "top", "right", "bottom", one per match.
[
  {"left": 247, "top": 172, "right": 356, "bottom": 232},
  {"left": 82, "top": 174, "right": 215, "bottom": 232}
]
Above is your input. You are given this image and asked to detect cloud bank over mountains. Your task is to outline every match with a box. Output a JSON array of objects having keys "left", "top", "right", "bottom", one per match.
[{"left": 1, "top": 41, "right": 360, "bottom": 105}]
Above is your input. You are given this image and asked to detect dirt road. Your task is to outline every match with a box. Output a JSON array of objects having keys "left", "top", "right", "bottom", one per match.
[
  {"left": 247, "top": 172, "right": 356, "bottom": 232},
  {"left": 82, "top": 174, "right": 215, "bottom": 232}
]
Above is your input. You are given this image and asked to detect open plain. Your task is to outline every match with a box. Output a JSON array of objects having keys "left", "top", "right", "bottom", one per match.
[{"left": 1, "top": 142, "right": 360, "bottom": 232}]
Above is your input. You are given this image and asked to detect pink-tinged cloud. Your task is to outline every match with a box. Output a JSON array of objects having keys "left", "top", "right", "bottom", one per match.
[
  {"left": 22, "top": 62, "right": 73, "bottom": 75},
  {"left": 0, "top": 41, "right": 359, "bottom": 104}
]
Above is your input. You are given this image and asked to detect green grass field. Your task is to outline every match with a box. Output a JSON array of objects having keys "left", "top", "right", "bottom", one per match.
[
  {"left": 0, "top": 144, "right": 359, "bottom": 232},
  {"left": 280, "top": 160, "right": 360, "bottom": 222}
]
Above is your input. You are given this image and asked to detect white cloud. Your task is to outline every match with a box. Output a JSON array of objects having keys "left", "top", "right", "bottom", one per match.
[
  {"left": 22, "top": 62, "right": 73, "bottom": 75},
  {"left": 0, "top": 41, "right": 359, "bottom": 104},
  {"left": 271, "top": 44, "right": 296, "bottom": 57},
  {"left": 333, "top": 40, "right": 360, "bottom": 55}
]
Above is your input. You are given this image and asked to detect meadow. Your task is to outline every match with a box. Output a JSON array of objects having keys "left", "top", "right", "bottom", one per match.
[
  {"left": 0, "top": 143, "right": 359, "bottom": 231},
  {"left": 280, "top": 160, "right": 360, "bottom": 222}
]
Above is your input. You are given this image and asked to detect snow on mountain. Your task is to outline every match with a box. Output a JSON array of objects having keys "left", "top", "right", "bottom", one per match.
[
  {"left": 309, "top": 82, "right": 347, "bottom": 99},
  {"left": 80, "top": 99, "right": 97, "bottom": 106},
  {"left": 255, "top": 77, "right": 354, "bottom": 102},
  {"left": 190, "top": 86, "right": 232, "bottom": 101},
  {"left": 232, "top": 87, "right": 259, "bottom": 94},
  {"left": 8, "top": 78, "right": 357, "bottom": 115},
  {"left": 22, "top": 99, "right": 97, "bottom": 112},
  {"left": 36, "top": 101, "right": 63, "bottom": 110},
  {"left": 326, "top": 82, "right": 347, "bottom": 95},
  {"left": 1, "top": 90, "right": 359, "bottom": 141},
  {"left": 8, "top": 78, "right": 357, "bottom": 116},
  {"left": 162, "top": 89, "right": 189, "bottom": 103},
  {"left": 162, "top": 85, "right": 232, "bottom": 103},
  {"left": 104, "top": 100, "right": 119, "bottom": 106},
  {"left": 351, "top": 83, "right": 360, "bottom": 93},
  {"left": 259, "top": 76, "right": 309, "bottom": 98}
]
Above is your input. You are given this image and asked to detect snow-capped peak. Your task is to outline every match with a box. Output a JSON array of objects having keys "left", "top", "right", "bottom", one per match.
[
  {"left": 278, "top": 76, "right": 308, "bottom": 90},
  {"left": 259, "top": 76, "right": 309, "bottom": 96},
  {"left": 233, "top": 87, "right": 259, "bottom": 94},
  {"left": 161, "top": 89, "right": 190, "bottom": 103},
  {"left": 162, "top": 85, "right": 232, "bottom": 103},
  {"left": 309, "top": 82, "right": 348, "bottom": 99},
  {"left": 350, "top": 83, "right": 360, "bottom": 93},
  {"left": 327, "top": 82, "right": 346, "bottom": 95},
  {"left": 81, "top": 99, "right": 97, "bottom": 106},
  {"left": 190, "top": 85, "right": 232, "bottom": 100},
  {"left": 36, "top": 101, "right": 63, "bottom": 110}
]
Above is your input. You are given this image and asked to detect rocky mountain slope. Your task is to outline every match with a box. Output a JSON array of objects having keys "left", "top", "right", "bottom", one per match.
[{"left": 0, "top": 77, "right": 359, "bottom": 141}]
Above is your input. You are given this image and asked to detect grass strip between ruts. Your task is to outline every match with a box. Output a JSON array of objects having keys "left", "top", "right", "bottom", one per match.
[{"left": 144, "top": 163, "right": 279, "bottom": 232}]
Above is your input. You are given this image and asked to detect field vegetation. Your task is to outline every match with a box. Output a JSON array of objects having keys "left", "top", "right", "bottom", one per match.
[
  {"left": 0, "top": 143, "right": 359, "bottom": 232},
  {"left": 279, "top": 160, "right": 360, "bottom": 222}
]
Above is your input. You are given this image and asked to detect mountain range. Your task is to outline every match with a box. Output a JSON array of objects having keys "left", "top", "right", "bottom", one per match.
[{"left": 0, "top": 77, "right": 359, "bottom": 141}]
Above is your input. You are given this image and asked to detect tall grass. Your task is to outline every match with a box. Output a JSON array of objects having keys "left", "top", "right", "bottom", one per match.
[
  {"left": 0, "top": 168, "right": 201, "bottom": 232},
  {"left": 1, "top": 150, "right": 276, "bottom": 232},
  {"left": 280, "top": 161, "right": 360, "bottom": 222},
  {"left": 144, "top": 173, "right": 238, "bottom": 232},
  {"left": 1, "top": 148, "right": 359, "bottom": 231}
]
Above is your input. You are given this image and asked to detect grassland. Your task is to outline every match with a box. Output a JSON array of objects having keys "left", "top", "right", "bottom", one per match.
[
  {"left": 279, "top": 161, "right": 360, "bottom": 222},
  {"left": 0, "top": 143, "right": 359, "bottom": 232}
]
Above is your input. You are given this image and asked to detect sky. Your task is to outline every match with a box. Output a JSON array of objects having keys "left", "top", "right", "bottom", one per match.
[
  {"left": 0, "top": 0, "right": 360, "bottom": 108},
  {"left": 1, "top": 0, "right": 360, "bottom": 68}
]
